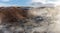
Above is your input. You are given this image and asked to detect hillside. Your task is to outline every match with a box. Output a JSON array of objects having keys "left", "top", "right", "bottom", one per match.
[{"left": 0, "top": 6, "right": 60, "bottom": 33}]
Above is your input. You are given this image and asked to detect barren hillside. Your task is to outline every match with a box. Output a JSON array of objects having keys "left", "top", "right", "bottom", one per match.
[{"left": 0, "top": 6, "right": 60, "bottom": 33}]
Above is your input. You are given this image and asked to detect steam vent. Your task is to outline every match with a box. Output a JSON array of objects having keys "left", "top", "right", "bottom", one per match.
[{"left": 0, "top": 6, "right": 60, "bottom": 33}]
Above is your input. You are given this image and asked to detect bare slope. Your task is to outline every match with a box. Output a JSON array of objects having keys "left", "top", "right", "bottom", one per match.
[{"left": 0, "top": 6, "right": 60, "bottom": 33}]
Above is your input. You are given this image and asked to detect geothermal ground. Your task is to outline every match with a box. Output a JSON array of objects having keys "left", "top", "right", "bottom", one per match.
[{"left": 0, "top": 6, "right": 60, "bottom": 33}]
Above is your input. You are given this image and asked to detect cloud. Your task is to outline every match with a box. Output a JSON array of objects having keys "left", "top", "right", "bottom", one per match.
[
  {"left": 46, "top": 0, "right": 60, "bottom": 5},
  {"left": 32, "top": 0, "right": 46, "bottom": 3},
  {"left": 1, "top": 0, "right": 11, "bottom": 2},
  {"left": 0, "top": 3, "right": 19, "bottom": 7},
  {"left": 31, "top": 0, "right": 60, "bottom": 6}
]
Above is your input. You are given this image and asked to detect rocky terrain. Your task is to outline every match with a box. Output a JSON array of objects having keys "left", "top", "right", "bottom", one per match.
[{"left": 0, "top": 6, "right": 60, "bottom": 33}]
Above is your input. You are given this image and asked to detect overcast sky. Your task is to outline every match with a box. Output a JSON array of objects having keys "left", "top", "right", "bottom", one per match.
[{"left": 0, "top": 0, "right": 60, "bottom": 6}]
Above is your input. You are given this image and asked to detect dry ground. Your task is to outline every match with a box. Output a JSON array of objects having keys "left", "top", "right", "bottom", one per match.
[{"left": 0, "top": 6, "right": 60, "bottom": 33}]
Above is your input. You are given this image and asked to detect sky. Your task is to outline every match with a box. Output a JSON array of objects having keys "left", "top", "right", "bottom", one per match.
[
  {"left": 0, "top": 0, "right": 60, "bottom": 6},
  {"left": 0, "top": 0, "right": 31, "bottom": 6}
]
